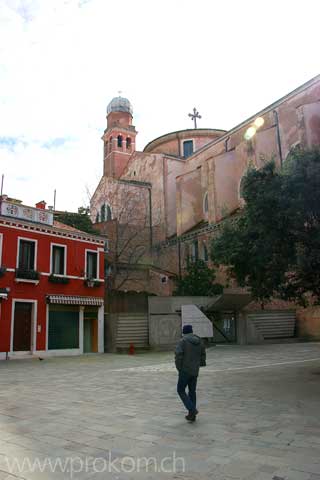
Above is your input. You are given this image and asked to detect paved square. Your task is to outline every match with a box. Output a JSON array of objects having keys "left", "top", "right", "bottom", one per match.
[{"left": 0, "top": 343, "right": 320, "bottom": 479}]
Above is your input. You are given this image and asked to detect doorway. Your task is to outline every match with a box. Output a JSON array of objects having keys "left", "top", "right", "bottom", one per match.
[
  {"left": 13, "top": 302, "right": 33, "bottom": 351},
  {"left": 209, "top": 310, "right": 237, "bottom": 343},
  {"left": 83, "top": 317, "right": 98, "bottom": 353}
]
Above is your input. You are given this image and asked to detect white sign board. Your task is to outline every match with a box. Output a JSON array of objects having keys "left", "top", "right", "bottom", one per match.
[
  {"left": 0, "top": 201, "right": 53, "bottom": 226},
  {"left": 181, "top": 304, "right": 213, "bottom": 338}
]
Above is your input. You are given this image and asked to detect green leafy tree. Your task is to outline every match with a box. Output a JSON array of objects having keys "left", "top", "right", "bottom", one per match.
[
  {"left": 173, "top": 259, "right": 223, "bottom": 296},
  {"left": 56, "top": 207, "right": 98, "bottom": 234},
  {"left": 280, "top": 147, "right": 320, "bottom": 303},
  {"left": 210, "top": 147, "right": 320, "bottom": 306}
]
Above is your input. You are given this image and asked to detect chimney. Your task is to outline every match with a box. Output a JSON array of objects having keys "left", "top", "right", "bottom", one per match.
[{"left": 36, "top": 200, "right": 46, "bottom": 210}]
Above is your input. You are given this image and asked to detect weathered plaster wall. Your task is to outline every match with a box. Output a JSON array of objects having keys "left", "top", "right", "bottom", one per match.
[
  {"left": 123, "top": 152, "right": 166, "bottom": 239},
  {"left": 174, "top": 78, "right": 320, "bottom": 231},
  {"left": 296, "top": 306, "right": 320, "bottom": 340},
  {"left": 91, "top": 76, "right": 320, "bottom": 301},
  {"left": 164, "top": 157, "right": 186, "bottom": 238},
  {"left": 144, "top": 130, "right": 225, "bottom": 156},
  {"left": 176, "top": 168, "right": 203, "bottom": 235},
  {"left": 302, "top": 102, "right": 320, "bottom": 147},
  {"left": 91, "top": 177, "right": 149, "bottom": 226}
]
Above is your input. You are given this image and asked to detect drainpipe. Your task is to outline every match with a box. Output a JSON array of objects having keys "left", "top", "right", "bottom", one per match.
[
  {"left": 0, "top": 174, "right": 4, "bottom": 197},
  {"left": 148, "top": 187, "right": 153, "bottom": 249},
  {"left": 178, "top": 238, "right": 182, "bottom": 279},
  {"left": 273, "top": 110, "right": 283, "bottom": 167},
  {"left": 177, "top": 133, "right": 181, "bottom": 157}
]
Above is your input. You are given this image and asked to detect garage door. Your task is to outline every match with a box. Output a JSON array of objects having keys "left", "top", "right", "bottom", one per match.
[
  {"left": 247, "top": 310, "right": 296, "bottom": 339},
  {"left": 116, "top": 313, "right": 149, "bottom": 349}
]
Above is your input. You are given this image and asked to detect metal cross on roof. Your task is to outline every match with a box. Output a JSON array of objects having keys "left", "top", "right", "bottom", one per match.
[{"left": 188, "top": 107, "right": 201, "bottom": 129}]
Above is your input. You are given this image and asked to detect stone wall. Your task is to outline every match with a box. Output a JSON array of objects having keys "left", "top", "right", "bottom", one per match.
[{"left": 148, "top": 296, "right": 213, "bottom": 349}]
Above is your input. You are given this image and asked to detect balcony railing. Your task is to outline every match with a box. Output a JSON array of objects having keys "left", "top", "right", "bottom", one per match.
[
  {"left": 84, "top": 278, "right": 103, "bottom": 288},
  {"left": 48, "top": 274, "right": 70, "bottom": 284},
  {"left": 15, "top": 268, "right": 40, "bottom": 281}
]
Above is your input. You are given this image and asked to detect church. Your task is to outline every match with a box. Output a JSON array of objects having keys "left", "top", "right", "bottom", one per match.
[{"left": 90, "top": 75, "right": 320, "bottom": 347}]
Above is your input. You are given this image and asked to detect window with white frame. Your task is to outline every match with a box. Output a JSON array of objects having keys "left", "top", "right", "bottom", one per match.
[
  {"left": 51, "top": 245, "right": 66, "bottom": 275},
  {"left": 18, "top": 239, "right": 36, "bottom": 271},
  {"left": 86, "top": 251, "right": 98, "bottom": 279},
  {"left": 183, "top": 140, "right": 194, "bottom": 158}
]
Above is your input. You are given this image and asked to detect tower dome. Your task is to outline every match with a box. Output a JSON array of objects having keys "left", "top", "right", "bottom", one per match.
[{"left": 107, "top": 96, "right": 133, "bottom": 116}]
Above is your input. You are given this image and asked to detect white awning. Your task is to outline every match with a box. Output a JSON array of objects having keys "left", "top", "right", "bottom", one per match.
[{"left": 46, "top": 295, "right": 104, "bottom": 306}]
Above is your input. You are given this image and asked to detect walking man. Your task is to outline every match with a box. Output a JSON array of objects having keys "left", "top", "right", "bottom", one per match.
[{"left": 175, "top": 324, "right": 206, "bottom": 422}]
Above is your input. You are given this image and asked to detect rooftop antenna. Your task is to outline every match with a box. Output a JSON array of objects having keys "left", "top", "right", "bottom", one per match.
[
  {"left": 53, "top": 189, "right": 56, "bottom": 211},
  {"left": 0, "top": 174, "right": 4, "bottom": 197}
]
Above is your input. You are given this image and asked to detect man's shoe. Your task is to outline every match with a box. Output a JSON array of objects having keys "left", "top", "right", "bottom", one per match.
[
  {"left": 185, "top": 413, "right": 196, "bottom": 422},
  {"left": 185, "top": 409, "right": 198, "bottom": 422}
]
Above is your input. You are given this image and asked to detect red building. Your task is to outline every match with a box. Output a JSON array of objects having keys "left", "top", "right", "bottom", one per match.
[{"left": 0, "top": 197, "right": 106, "bottom": 359}]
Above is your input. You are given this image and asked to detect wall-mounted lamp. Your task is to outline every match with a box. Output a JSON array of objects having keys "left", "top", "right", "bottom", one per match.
[{"left": 244, "top": 117, "right": 265, "bottom": 140}]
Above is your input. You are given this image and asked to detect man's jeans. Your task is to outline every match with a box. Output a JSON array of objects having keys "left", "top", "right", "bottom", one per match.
[{"left": 177, "top": 371, "right": 198, "bottom": 413}]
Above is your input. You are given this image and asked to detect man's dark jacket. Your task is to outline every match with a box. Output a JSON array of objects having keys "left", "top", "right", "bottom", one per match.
[{"left": 175, "top": 333, "right": 206, "bottom": 377}]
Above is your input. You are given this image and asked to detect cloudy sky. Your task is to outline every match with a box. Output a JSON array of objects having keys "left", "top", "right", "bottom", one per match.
[{"left": 0, "top": 0, "right": 319, "bottom": 211}]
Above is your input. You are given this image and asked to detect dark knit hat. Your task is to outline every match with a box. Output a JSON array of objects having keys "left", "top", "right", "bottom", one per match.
[{"left": 182, "top": 324, "right": 193, "bottom": 335}]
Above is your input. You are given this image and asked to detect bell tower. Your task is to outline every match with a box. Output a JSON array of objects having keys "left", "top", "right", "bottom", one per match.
[{"left": 102, "top": 96, "right": 137, "bottom": 178}]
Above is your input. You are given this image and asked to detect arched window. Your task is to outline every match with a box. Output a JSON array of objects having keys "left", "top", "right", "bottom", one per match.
[
  {"left": 106, "top": 204, "right": 112, "bottom": 221},
  {"left": 239, "top": 177, "right": 245, "bottom": 199},
  {"left": 95, "top": 212, "right": 100, "bottom": 223},
  {"left": 109, "top": 137, "right": 113, "bottom": 152},
  {"left": 100, "top": 204, "right": 112, "bottom": 222},
  {"left": 191, "top": 240, "right": 199, "bottom": 261},
  {"left": 101, "top": 204, "right": 106, "bottom": 221},
  {"left": 117, "top": 135, "right": 123, "bottom": 148},
  {"left": 184, "top": 244, "right": 190, "bottom": 263},
  {"left": 203, "top": 192, "right": 209, "bottom": 215},
  {"left": 104, "top": 141, "right": 108, "bottom": 157},
  {"left": 202, "top": 243, "right": 209, "bottom": 262},
  {"left": 126, "top": 137, "right": 131, "bottom": 150}
]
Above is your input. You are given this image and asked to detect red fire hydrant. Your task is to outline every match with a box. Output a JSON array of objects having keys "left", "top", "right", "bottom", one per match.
[{"left": 129, "top": 343, "right": 135, "bottom": 355}]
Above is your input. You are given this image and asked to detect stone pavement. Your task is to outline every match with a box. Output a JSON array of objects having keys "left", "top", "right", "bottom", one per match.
[{"left": 0, "top": 342, "right": 320, "bottom": 479}]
